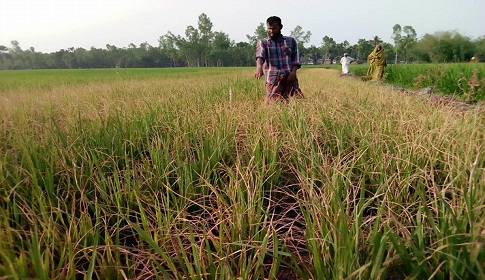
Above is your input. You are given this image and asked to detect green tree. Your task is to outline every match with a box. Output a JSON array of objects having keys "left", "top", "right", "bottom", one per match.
[
  {"left": 184, "top": 25, "right": 201, "bottom": 66},
  {"left": 356, "top": 39, "right": 374, "bottom": 62},
  {"left": 401, "top": 26, "right": 417, "bottom": 62},
  {"left": 232, "top": 41, "right": 254, "bottom": 66},
  {"left": 247, "top": 22, "right": 266, "bottom": 46},
  {"left": 159, "top": 33, "right": 182, "bottom": 67},
  {"left": 450, "top": 33, "right": 476, "bottom": 62},
  {"left": 416, "top": 31, "right": 475, "bottom": 63},
  {"left": 197, "top": 13, "right": 214, "bottom": 66},
  {"left": 416, "top": 33, "right": 438, "bottom": 62},
  {"left": 392, "top": 24, "right": 403, "bottom": 64},
  {"left": 321, "top": 36, "right": 336, "bottom": 60},
  {"left": 0, "top": 45, "right": 12, "bottom": 69},
  {"left": 290, "top": 25, "right": 311, "bottom": 57},
  {"left": 474, "top": 36, "right": 485, "bottom": 61},
  {"left": 167, "top": 13, "right": 215, "bottom": 67},
  {"left": 157, "top": 13, "right": 214, "bottom": 67},
  {"left": 393, "top": 25, "right": 418, "bottom": 63},
  {"left": 305, "top": 45, "right": 320, "bottom": 64},
  {"left": 209, "top": 31, "right": 232, "bottom": 66},
  {"left": 335, "top": 40, "right": 350, "bottom": 58},
  {"left": 372, "top": 36, "right": 383, "bottom": 46},
  {"left": 135, "top": 42, "right": 156, "bottom": 68},
  {"left": 147, "top": 44, "right": 170, "bottom": 67},
  {"left": 438, "top": 38, "right": 454, "bottom": 62},
  {"left": 105, "top": 44, "right": 122, "bottom": 68},
  {"left": 48, "top": 50, "right": 65, "bottom": 68},
  {"left": 382, "top": 42, "right": 395, "bottom": 63},
  {"left": 61, "top": 47, "right": 77, "bottom": 69},
  {"left": 9, "top": 40, "right": 26, "bottom": 69},
  {"left": 74, "top": 47, "right": 89, "bottom": 68},
  {"left": 87, "top": 47, "right": 109, "bottom": 68}
]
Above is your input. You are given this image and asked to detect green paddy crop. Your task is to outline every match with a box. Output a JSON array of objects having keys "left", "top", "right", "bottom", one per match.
[
  {"left": 352, "top": 63, "right": 485, "bottom": 101},
  {"left": 1, "top": 67, "right": 484, "bottom": 279}
]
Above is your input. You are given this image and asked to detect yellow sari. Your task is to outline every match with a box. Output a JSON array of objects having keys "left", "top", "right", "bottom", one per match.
[{"left": 367, "top": 45, "right": 387, "bottom": 81}]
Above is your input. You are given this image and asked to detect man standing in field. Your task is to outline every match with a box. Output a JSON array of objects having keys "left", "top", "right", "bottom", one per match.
[
  {"left": 340, "top": 53, "right": 353, "bottom": 75},
  {"left": 254, "top": 16, "right": 304, "bottom": 101}
]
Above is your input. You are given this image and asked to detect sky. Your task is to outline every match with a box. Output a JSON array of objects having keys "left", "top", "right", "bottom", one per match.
[{"left": 2, "top": 0, "right": 485, "bottom": 53}]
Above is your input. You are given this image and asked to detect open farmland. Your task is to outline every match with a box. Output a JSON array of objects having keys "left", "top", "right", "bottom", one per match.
[{"left": 1, "top": 67, "right": 484, "bottom": 279}]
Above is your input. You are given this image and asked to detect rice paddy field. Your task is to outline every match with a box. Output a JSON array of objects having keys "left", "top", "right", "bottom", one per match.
[
  {"left": 0, "top": 66, "right": 484, "bottom": 279},
  {"left": 351, "top": 63, "right": 485, "bottom": 102}
]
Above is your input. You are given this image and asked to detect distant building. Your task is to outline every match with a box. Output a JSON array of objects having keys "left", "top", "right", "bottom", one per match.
[{"left": 302, "top": 57, "right": 314, "bottom": 65}]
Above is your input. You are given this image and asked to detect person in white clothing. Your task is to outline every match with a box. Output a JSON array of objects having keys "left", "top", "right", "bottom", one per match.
[{"left": 340, "top": 53, "right": 353, "bottom": 75}]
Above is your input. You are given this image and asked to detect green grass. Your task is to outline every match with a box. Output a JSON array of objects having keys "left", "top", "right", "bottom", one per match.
[
  {"left": 1, "top": 67, "right": 484, "bottom": 279},
  {"left": 351, "top": 63, "right": 485, "bottom": 101},
  {"left": 0, "top": 67, "right": 242, "bottom": 92}
]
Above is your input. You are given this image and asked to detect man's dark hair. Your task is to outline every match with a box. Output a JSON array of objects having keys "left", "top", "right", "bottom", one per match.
[{"left": 266, "top": 16, "right": 282, "bottom": 27}]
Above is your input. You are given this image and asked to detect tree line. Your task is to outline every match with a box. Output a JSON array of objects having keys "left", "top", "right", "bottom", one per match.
[{"left": 1, "top": 13, "right": 484, "bottom": 70}]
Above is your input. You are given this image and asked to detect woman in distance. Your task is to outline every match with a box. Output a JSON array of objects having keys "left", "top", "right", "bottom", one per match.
[{"left": 367, "top": 44, "right": 387, "bottom": 81}]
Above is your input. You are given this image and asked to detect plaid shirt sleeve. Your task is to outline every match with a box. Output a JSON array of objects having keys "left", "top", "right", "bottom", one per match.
[
  {"left": 290, "top": 37, "right": 301, "bottom": 68},
  {"left": 256, "top": 39, "right": 266, "bottom": 61}
]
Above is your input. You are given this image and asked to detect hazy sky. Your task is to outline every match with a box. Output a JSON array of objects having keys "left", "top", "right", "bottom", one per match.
[{"left": 2, "top": 0, "right": 484, "bottom": 53}]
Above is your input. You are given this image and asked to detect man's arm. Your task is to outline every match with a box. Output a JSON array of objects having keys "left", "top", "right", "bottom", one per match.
[
  {"left": 287, "top": 65, "right": 298, "bottom": 82},
  {"left": 255, "top": 57, "right": 264, "bottom": 79},
  {"left": 255, "top": 39, "right": 265, "bottom": 79}
]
